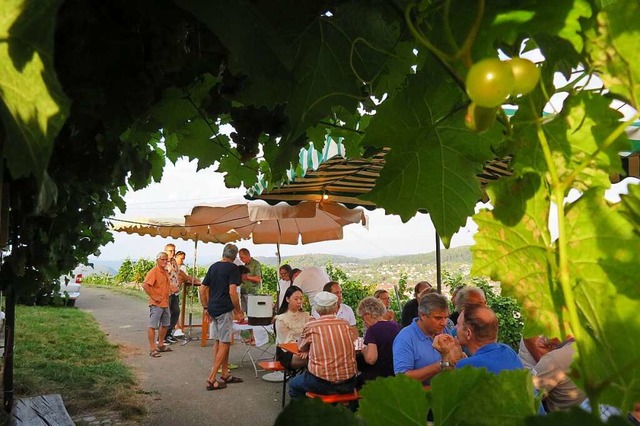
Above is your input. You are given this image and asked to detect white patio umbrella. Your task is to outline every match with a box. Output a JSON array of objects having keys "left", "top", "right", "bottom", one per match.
[
  {"left": 109, "top": 217, "right": 242, "bottom": 244},
  {"left": 184, "top": 200, "right": 367, "bottom": 262}
]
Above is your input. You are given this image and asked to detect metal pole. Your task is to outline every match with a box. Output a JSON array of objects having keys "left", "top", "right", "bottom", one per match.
[
  {"left": 3, "top": 285, "right": 15, "bottom": 413},
  {"left": 435, "top": 231, "right": 442, "bottom": 293},
  {"left": 180, "top": 238, "right": 198, "bottom": 332}
]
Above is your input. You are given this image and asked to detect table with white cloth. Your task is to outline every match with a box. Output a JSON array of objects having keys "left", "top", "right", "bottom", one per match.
[{"left": 232, "top": 321, "right": 275, "bottom": 377}]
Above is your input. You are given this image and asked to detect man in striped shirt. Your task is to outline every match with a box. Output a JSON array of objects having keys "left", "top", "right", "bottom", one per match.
[{"left": 288, "top": 291, "right": 357, "bottom": 398}]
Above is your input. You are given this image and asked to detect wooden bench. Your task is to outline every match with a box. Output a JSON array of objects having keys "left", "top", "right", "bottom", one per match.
[
  {"left": 11, "top": 394, "right": 74, "bottom": 425},
  {"left": 258, "top": 360, "right": 290, "bottom": 408},
  {"left": 305, "top": 390, "right": 360, "bottom": 404}
]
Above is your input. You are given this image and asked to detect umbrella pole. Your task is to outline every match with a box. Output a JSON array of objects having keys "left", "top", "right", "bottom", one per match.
[
  {"left": 181, "top": 238, "right": 198, "bottom": 333},
  {"left": 275, "top": 240, "right": 281, "bottom": 306},
  {"left": 276, "top": 241, "right": 281, "bottom": 268},
  {"left": 435, "top": 231, "right": 442, "bottom": 293}
]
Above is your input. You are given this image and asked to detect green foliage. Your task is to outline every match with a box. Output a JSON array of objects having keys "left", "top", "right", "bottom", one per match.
[
  {"left": 83, "top": 273, "right": 117, "bottom": 287},
  {"left": 283, "top": 371, "right": 537, "bottom": 425},
  {"left": 361, "top": 54, "right": 500, "bottom": 246},
  {"left": 358, "top": 375, "right": 428, "bottom": 425},
  {"left": 428, "top": 368, "right": 537, "bottom": 425},
  {"left": 388, "top": 273, "right": 410, "bottom": 320},
  {"left": 259, "top": 264, "right": 279, "bottom": 309},
  {"left": 275, "top": 397, "right": 361, "bottom": 426},
  {"left": 525, "top": 408, "right": 629, "bottom": 426},
  {"left": 115, "top": 258, "right": 156, "bottom": 285},
  {"left": 0, "top": 0, "right": 69, "bottom": 186}
]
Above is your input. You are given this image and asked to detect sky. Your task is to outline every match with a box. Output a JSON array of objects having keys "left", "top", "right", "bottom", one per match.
[{"left": 93, "top": 158, "right": 481, "bottom": 262}]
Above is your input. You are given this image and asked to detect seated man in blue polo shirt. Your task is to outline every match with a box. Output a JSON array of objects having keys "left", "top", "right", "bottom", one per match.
[
  {"left": 393, "top": 293, "right": 461, "bottom": 385},
  {"left": 455, "top": 304, "right": 523, "bottom": 373}
]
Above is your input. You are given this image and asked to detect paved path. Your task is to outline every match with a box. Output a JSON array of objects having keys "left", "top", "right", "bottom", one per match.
[{"left": 77, "top": 286, "right": 285, "bottom": 425}]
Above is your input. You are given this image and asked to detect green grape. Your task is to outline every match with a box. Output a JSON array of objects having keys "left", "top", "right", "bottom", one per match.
[
  {"left": 508, "top": 58, "right": 540, "bottom": 96},
  {"left": 466, "top": 58, "right": 515, "bottom": 108},
  {"left": 465, "top": 102, "right": 497, "bottom": 133}
]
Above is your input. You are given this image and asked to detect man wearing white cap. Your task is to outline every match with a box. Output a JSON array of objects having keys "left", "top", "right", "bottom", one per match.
[
  {"left": 312, "top": 281, "right": 358, "bottom": 340},
  {"left": 288, "top": 291, "right": 357, "bottom": 398}
]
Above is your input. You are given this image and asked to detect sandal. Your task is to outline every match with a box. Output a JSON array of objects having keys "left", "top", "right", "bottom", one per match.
[
  {"left": 206, "top": 379, "right": 227, "bottom": 391},
  {"left": 149, "top": 350, "right": 161, "bottom": 358},
  {"left": 220, "top": 374, "right": 243, "bottom": 384},
  {"left": 157, "top": 345, "right": 173, "bottom": 353}
]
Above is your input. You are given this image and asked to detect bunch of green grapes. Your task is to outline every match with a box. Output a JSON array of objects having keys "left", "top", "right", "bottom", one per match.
[{"left": 465, "top": 58, "right": 540, "bottom": 133}]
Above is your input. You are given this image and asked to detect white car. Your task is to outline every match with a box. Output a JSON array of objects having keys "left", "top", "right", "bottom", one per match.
[{"left": 58, "top": 274, "right": 82, "bottom": 306}]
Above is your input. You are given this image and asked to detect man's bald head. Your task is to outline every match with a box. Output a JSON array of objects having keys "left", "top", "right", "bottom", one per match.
[{"left": 460, "top": 304, "right": 498, "bottom": 344}]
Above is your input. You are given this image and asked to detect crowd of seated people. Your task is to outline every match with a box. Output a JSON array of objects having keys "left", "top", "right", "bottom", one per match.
[{"left": 268, "top": 274, "right": 638, "bottom": 422}]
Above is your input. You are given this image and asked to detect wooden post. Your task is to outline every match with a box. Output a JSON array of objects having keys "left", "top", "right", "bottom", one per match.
[{"left": 3, "top": 285, "right": 15, "bottom": 413}]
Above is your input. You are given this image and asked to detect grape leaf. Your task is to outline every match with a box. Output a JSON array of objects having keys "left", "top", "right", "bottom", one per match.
[
  {"left": 472, "top": 173, "right": 563, "bottom": 338},
  {"left": 371, "top": 41, "right": 422, "bottom": 100},
  {"left": 430, "top": 367, "right": 537, "bottom": 425},
  {"left": 0, "top": 0, "right": 70, "bottom": 181},
  {"left": 149, "top": 75, "right": 218, "bottom": 134},
  {"left": 274, "top": 397, "right": 360, "bottom": 426},
  {"left": 360, "top": 57, "right": 498, "bottom": 246},
  {"left": 585, "top": 1, "right": 640, "bottom": 108},
  {"left": 175, "top": 0, "right": 294, "bottom": 107},
  {"left": 284, "top": 20, "right": 364, "bottom": 143},
  {"left": 218, "top": 155, "right": 259, "bottom": 189},
  {"left": 525, "top": 407, "right": 628, "bottom": 425},
  {"left": 168, "top": 119, "right": 228, "bottom": 170},
  {"left": 619, "top": 182, "right": 640, "bottom": 237},
  {"left": 358, "top": 375, "right": 427, "bottom": 426},
  {"left": 565, "top": 188, "right": 640, "bottom": 409},
  {"left": 285, "top": 1, "right": 403, "bottom": 144},
  {"left": 476, "top": 0, "right": 592, "bottom": 60},
  {"left": 509, "top": 92, "right": 628, "bottom": 193}
]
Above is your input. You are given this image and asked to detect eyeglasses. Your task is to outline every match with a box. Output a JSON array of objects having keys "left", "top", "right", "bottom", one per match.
[{"left": 159, "top": 258, "right": 168, "bottom": 261}]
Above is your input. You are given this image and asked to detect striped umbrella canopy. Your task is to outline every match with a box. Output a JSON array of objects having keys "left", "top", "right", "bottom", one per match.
[{"left": 247, "top": 148, "right": 512, "bottom": 209}]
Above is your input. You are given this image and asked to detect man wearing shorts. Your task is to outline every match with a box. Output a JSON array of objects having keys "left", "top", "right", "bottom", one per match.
[
  {"left": 143, "top": 252, "right": 177, "bottom": 357},
  {"left": 199, "top": 243, "right": 245, "bottom": 390}
]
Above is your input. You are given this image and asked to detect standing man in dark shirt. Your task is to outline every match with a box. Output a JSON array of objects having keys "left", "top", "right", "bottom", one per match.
[
  {"left": 401, "top": 281, "right": 431, "bottom": 327},
  {"left": 199, "top": 243, "right": 245, "bottom": 390}
]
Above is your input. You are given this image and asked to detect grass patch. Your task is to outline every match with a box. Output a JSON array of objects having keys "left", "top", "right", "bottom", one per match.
[{"left": 11, "top": 305, "right": 145, "bottom": 420}]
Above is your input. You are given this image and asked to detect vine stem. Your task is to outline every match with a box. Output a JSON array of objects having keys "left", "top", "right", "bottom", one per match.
[
  {"left": 455, "top": 0, "right": 485, "bottom": 68},
  {"left": 443, "top": 0, "right": 460, "bottom": 53},
  {"left": 533, "top": 97, "right": 579, "bottom": 335},
  {"left": 404, "top": 3, "right": 454, "bottom": 63}
]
